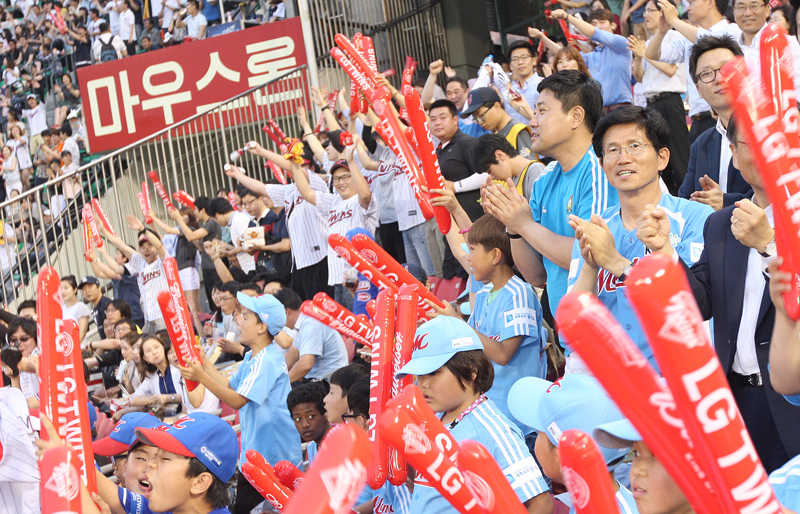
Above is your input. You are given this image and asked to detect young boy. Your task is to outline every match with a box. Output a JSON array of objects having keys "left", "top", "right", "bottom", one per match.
[
  {"left": 179, "top": 292, "right": 302, "bottom": 514},
  {"left": 287, "top": 381, "right": 331, "bottom": 466},
  {"left": 595, "top": 419, "right": 693, "bottom": 514},
  {"left": 323, "top": 363, "right": 370, "bottom": 424},
  {"left": 346, "top": 378, "right": 412, "bottom": 514},
  {"left": 433, "top": 214, "right": 548, "bottom": 439},
  {"left": 508, "top": 374, "right": 637, "bottom": 514}
]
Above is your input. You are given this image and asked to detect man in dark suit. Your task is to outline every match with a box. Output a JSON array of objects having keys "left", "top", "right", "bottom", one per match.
[
  {"left": 641, "top": 117, "right": 800, "bottom": 472},
  {"left": 678, "top": 35, "right": 752, "bottom": 210}
]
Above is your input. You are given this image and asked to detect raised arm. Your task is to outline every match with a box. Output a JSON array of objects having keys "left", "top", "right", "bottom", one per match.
[
  {"left": 658, "top": 0, "right": 699, "bottom": 42},
  {"left": 311, "top": 86, "right": 340, "bottom": 131},
  {"left": 422, "top": 59, "right": 443, "bottom": 105},
  {"left": 298, "top": 106, "right": 326, "bottom": 162},
  {"left": 528, "top": 27, "right": 563, "bottom": 56},
  {"left": 346, "top": 137, "right": 372, "bottom": 210},
  {"left": 148, "top": 210, "right": 180, "bottom": 235},
  {"left": 551, "top": 9, "right": 596, "bottom": 38},
  {"left": 245, "top": 140, "right": 294, "bottom": 170},
  {"left": 289, "top": 160, "right": 318, "bottom": 206},
  {"left": 99, "top": 222, "right": 135, "bottom": 260},
  {"left": 203, "top": 241, "right": 234, "bottom": 283},
  {"left": 167, "top": 207, "right": 209, "bottom": 241},
  {"left": 97, "top": 243, "right": 126, "bottom": 277}
]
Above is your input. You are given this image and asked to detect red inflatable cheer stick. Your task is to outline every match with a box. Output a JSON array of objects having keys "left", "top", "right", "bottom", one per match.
[
  {"left": 173, "top": 190, "right": 196, "bottom": 209},
  {"left": 267, "top": 119, "right": 288, "bottom": 143},
  {"left": 374, "top": 118, "right": 435, "bottom": 221},
  {"left": 62, "top": 319, "right": 98, "bottom": 493},
  {"left": 721, "top": 31, "right": 800, "bottom": 320},
  {"left": 273, "top": 461, "right": 305, "bottom": 492},
  {"left": 81, "top": 206, "right": 93, "bottom": 260},
  {"left": 265, "top": 160, "right": 288, "bottom": 185},
  {"left": 558, "top": 430, "right": 621, "bottom": 514},
  {"left": 380, "top": 390, "right": 480, "bottom": 514},
  {"left": 627, "top": 254, "right": 782, "bottom": 514},
  {"left": 83, "top": 204, "right": 103, "bottom": 248},
  {"left": 404, "top": 85, "right": 451, "bottom": 234},
  {"left": 555, "top": 291, "right": 722, "bottom": 514},
  {"left": 300, "top": 301, "right": 374, "bottom": 347},
  {"left": 281, "top": 424, "right": 372, "bottom": 514},
  {"left": 312, "top": 292, "right": 374, "bottom": 344},
  {"left": 544, "top": 9, "right": 552, "bottom": 21},
  {"left": 158, "top": 257, "right": 201, "bottom": 390},
  {"left": 328, "top": 233, "right": 399, "bottom": 293},
  {"left": 39, "top": 447, "right": 81, "bottom": 514},
  {"left": 91, "top": 198, "right": 116, "bottom": 236},
  {"left": 262, "top": 125, "right": 290, "bottom": 154},
  {"left": 330, "top": 48, "right": 379, "bottom": 105},
  {"left": 367, "top": 289, "right": 395, "bottom": 489},
  {"left": 366, "top": 299, "right": 377, "bottom": 320},
  {"left": 147, "top": 171, "right": 174, "bottom": 209},
  {"left": 140, "top": 182, "right": 153, "bottom": 224},
  {"left": 457, "top": 439, "right": 528, "bottom": 514},
  {"left": 335, "top": 34, "right": 383, "bottom": 90},
  {"left": 350, "top": 33, "right": 365, "bottom": 115},
  {"left": 242, "top": 450, "right": 294, "bottom": 511},
  {"left": 37, "top": 267, "right": 61, "bottom": 439}
]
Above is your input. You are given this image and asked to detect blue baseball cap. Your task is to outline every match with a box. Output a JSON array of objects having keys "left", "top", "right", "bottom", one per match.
[
  {"left": 395, "top": 316, "right": 483, "bottom": 378},
  {"left": 237, "top": 292, "right": 286, "bottom": 336},
  {"left": 92, "top": 412, "right": 166, "bottom": 456},
  {"left": 136, "top": 412, "right": 239, "bottom": 483},
  {"left": 507, "top": 375, "right": 629, "bottom": 469},
  {"left": 594, "top": 419, "right": 642, "bottom": 450},
  {"left": 346, "top": 227, "right": 373, "bottom": 241}
]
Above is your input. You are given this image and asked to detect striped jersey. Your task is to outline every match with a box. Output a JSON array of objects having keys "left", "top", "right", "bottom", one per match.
[
  {"left": 770, "top": 453, "right": 800, "bottom": 512},
  {"left": 529, "top": 146, "right": 618, "bottom": 313},
  {"left": 0, "top": 391, "right": 40, "bottom": 514},
  {"left": 125, "top": 252, "right": 167, "bottom": 322},
  {"left": 316, "top": 191, "right": 377, "bottom": 286},
  {"left": 264, "top": 172, "right": 329, "bottom": 269},
  {"left": 377, "top": 161, "right": 426, "bottom": 232},
  {"left": 411, "top": 398, "right": 548, "bottom": 513}
]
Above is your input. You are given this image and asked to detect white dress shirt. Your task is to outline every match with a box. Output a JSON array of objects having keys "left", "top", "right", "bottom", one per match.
[{"left": 716, "top": 118, "right": 733, "bottom": 193}]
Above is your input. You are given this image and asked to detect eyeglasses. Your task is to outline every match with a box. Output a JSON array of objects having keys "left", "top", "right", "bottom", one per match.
[
  {"left": 8, "top": 335, "right": 31, "bottom": 346},
  {"left": 341, "top": 413, "right": 368, "bottom": 424},
  {"left": 510, "top": 54, "right": 533, "bottom": 63},
  {"left": 217, "top": 296, "right": 236, "bottom": 303},
  {"left": 695, "top": 66, "right": 724, "bottom": 83},
  {"left": 242, "top": 198, "right": 260, "bottom": 207},
  {"left": 473, "top": 105, "right": 492, "bottom": 124},
  {"left": 603, "top": 142, "right": 652, "bottom": 159},
  {"left": 733, "top": 2, "right": 764, "bottom": 13},
  {"left": 332, "top": 175, "right": 352, "bottom": 184},
  {"left": 644, "top": 8, "right": 660, "bottom": 13}
]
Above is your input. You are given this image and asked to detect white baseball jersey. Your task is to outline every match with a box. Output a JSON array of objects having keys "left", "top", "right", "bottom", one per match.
[
  {"left": 377, "top": 161, "right": 426, "bottom": 232},
  {"left": 264, "top": 172, "right": 329, "bottom": 270},
  {"left": 229, "top": 210, "right": 256, "bottom": 273},
  {"left": 126, "top": 252, "right": 167, "bottom": 322},
  {"left": 322, "top": 153, "right": 382, "bottom": 227},
  {"left": 316, "top": 191, "right": 377, "bottom": 286},
  {"left": 0, "top": 391, "right": 40, "bottom": 514}
]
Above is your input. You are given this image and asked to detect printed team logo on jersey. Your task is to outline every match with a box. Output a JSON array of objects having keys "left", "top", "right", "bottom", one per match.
[
  {"left": 320, "top": 458, "right": 367, "bottom": 514},
  {"left": 561, "top": 466, "right": 590, "bottom": 509},
  {"left": 140, "top": 269, "right": 163, "bottom": 286},
  {"left": 504, "top": 307, "right": 538, "bottom": 328},
  {"left": 658, "top": 291, "right": 706, "bottom": 348},
  {"left": 329, "top": 210, "right": 354, "bottom": 227},
  {"left": 519, "top": 147, "right": 531, "bottom": 158},
  {"left": 402, "top": 423, "right": 431, "bottom": 454},
  {"left": 463, "top": 470, "right": 495, "bottom": 511},
  {"left": 374, "top": 495, "right": 395, "bottom": 513},
  {"left": 598, "top": 257, "right": 642, "bottom": 293},
  {"left": 45, "top": 461, "right": 80, "bottom": 500},
  {"left": 567, "top": 195, "right": 573, "bottom": 213}
]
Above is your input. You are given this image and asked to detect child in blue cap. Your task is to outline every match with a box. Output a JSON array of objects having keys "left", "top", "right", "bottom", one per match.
[
  {"left": 395, "top": 316, "right": 551, "bottom": 514},
  {"left": 178, "top": 292, "right": 302, "bottom": 514},
  {"left": 507, "top": 375, "right": 639, "bottom": 514}
]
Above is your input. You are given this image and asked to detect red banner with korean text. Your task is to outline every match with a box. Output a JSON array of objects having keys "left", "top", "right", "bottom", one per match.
[{"left": 77, "top": 18, "right": 309, "bottom": 153}]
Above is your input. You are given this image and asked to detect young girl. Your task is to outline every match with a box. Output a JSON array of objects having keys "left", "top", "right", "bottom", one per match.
[
  {"left": 61, "top": 275, "right": 91, "bottom": 342},
  {"left": 395, "top": 316, "right": 551, "bottom": 514},
  {"left": 129, "top": 334, "right": 183, "bottom": 414}
]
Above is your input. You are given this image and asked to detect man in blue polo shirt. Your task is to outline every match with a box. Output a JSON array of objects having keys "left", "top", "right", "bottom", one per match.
[
  {"left": 482, "top": 70, "right": 619, "bottom": 319},
  {"left": 567, "top": 106, "right": 712, "bottom": 373},
  {"left": 551, "top": 8, "right": 633, "bottom": 110}
]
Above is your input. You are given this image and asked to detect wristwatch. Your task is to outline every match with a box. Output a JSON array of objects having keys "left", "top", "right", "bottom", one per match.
[
  {"left": 760, "top": 237, "right": 777, "bottom": 258},
  {"left": 171, "top": 394, "right": 176, "bottom": 402},
  {"left": 505, "top": 227, "right": 523, "bottom": 239},
  {"left": 618, "top": 262, "right": 634, "bottom": 283}
]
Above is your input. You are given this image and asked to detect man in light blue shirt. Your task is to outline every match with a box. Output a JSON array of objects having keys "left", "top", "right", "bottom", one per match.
[
  {"left": 552, "top": 9, "right": 633, "bottom": 108},
  {"left": 505, "top": 41, "right": 543, "bottom": 124}
]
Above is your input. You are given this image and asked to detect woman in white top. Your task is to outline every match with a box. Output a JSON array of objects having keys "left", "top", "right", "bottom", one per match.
[
  {"left": 130, "top": 334, "right": 184, "bottom": 413},
  {"left": 1, "top": 145, "right": 22, "bottom": 198},
  {"left": 60, "top": 275, "right": 92, "bottom": 342},
  {"left": 2, "top": 56, "right": 18, "bottom": 89},
  {"left": 7, "top": 125, "right": 32, "bottom": 189}
]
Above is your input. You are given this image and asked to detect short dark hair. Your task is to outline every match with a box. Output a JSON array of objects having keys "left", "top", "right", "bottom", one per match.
[
  {"left": 141, "top": 35, "right": 150, "bottom": 41},
  {"left": 689, "top": 34, "right": 743, "bottom": 83},
  {"left": 239, "top": 283, "right": 262, "bottom": 295},
  {"left": 236, "top": 185, "right": 261, "bottom": 200},
  {"left": 185, "top": 457, "right": 229, "bottom": 509},
  {"left": 8, "top": 317, "right": 37, "bottom": 342},
  {"left": 90, "top": 7, "right": 99, "bottom": 15},
  {"left": 587, "top": 8, "right": 615, "bottom": 24},
  {"left": 473, "top": 133, "right": 519, "bottom": 173},
  {"left": 108, "top": 299, "right": 133, "bottom": 319},
  {"left": 445, "top": 76, "right": 469, "bottom": 91},
  {"left": 346, "top": 378, "right": 370, "bottom": 418},
  {"left": 194, "top": 196, "right": 211, "bottom": 214},
  {"left": 17, "top": 299, "right": 36, "bottom": 315},
  {"left": 272, "top": 287, "right": 302, "bottom": 311},
  {"left": 115, "top": 318, "right": 137, "bottom": 333},
  {"left": 61, "top": 275, "right": 78, "bottom": 290},
  {"left": 445, "top": 350, "right": 494, "bottom": 394},
  {"left": 329, "top": 363, "right": 370, "bottom": 396},
  {"left": 41, "top": 129, "right": 51, "bottom": 137},
  {"left": 219, "top": 282, "right": 241, "bottom": 297},
  {"left": 592, "top": 106, "right": 670, "bottom": 158},
  {"left": 99, "top": 21, "right": 109, "bottom": 32},
  {"left": 726, "top": 115, "right": 739, "bottom": 145},
  {"left": 207, "top": 197, "right": 233, "bottom": 217},
  {"left": 187, "top": 0, "right": 200, "bottom": 8},
  {"left": 429, "top": 99, "right": 458, "bottom": 117},
  {"left": 507, "top": 40, "right": 536, "bottom": 61},
  {"left": 137, "top": 228, "right": 161, "bottom": 243},
  {"left": 715, "top": 0, "right": 732, "bottom": 15},
  {"left": 538, "top": 70, "right": 603, "bottom": 132},
  {"left": 287, "top": 381, "right": 327, "bottom": 414},
  {"left": 467, "top": 214, "right": 514, "bottom": 267}
]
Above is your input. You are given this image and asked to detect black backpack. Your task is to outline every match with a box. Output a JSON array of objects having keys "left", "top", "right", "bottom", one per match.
[{"left": 99, "top": 36, "right": 118, "bottom": 62}]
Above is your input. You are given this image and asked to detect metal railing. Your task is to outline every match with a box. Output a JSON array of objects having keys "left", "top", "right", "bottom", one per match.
[{"left": 0, "top": 65, "right": 311, "bottom": 310}]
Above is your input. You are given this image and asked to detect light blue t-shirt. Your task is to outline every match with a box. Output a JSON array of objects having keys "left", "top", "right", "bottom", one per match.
[
  {"left": 294, "top": 314, "right": 349, "bottom": 379},
  {"left": 562, "top": 482, "right": 639, "bottom": 514},
  {"left": 529, "top": 147, "right": 618, "bottom": 313},
  {"left": 229, "top": 345, "right": 302, "bottom": 467},
  {"left": 506, "top": 73, "right": 543, "bottom": 125},
  {"left": 374, "top": 481, "right": 413, "bottom": 514},
  {"left": 566, "top": 193, "right": 712, "bottom": 366},
  {"left": 411, "top": 399, "right": 548, "bottom": 513},
  {"left": 583, "top": 28, "right": 633, "bottom": 106},
  {"left": 468, "top": 276, "right": 547, "bottom": 434},
  {"left": 770, "top": 453, "right": 800, "bottom": 511}
]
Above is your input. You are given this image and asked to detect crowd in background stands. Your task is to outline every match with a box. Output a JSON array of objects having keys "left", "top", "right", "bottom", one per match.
[{"left": 6, "top": 0, "right": 800, "bottom": 513}]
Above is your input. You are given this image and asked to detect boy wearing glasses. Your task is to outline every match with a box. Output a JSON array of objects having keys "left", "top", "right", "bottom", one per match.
[
  {"left": 460, "top": 87, "right": 535, "bottom": 159},
  {"left": 567, "top": 106, "right": 711, "bottom": 370}
]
